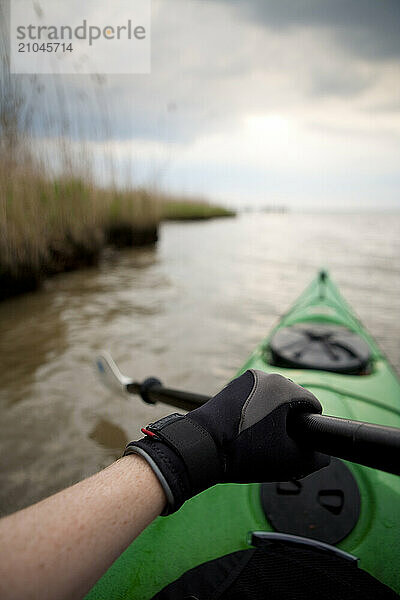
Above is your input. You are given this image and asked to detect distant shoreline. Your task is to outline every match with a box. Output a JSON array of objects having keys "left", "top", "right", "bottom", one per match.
[{"left": 163, "top": 200, "right": 235, "bottom": 221}]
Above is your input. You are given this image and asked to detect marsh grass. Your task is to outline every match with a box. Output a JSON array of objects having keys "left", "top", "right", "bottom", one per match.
[
  {"left": 0, "top": 0, "right": 161, "bottom": 298},
  {"left": 0, "top": 167, "right": 162, "bottom": 298},
  {"left": 162, "top": 198, "right": 235, "bottom": 221}
]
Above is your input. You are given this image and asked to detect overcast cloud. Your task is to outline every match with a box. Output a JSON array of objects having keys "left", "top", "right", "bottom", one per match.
[{"left": 8, "top": 0, "right": 400, "bottom": 209}]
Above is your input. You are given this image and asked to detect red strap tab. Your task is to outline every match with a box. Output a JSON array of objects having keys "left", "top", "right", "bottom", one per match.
[{"left": 141, "top": 427, "right": 157, "bottom": 438}]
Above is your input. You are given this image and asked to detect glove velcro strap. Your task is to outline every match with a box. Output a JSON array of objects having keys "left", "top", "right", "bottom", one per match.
[{"left": 146, "top": 414, "right": 221, "bottom": 494}]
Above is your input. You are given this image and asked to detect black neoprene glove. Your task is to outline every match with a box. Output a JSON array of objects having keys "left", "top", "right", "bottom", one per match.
[{"left": 124, "top": 370, "right": 330, "bottom": 514}]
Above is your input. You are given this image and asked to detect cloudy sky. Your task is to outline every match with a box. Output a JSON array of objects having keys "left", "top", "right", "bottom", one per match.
[{"left": 14, "top": 0, "right": 400, "bottom": 209}]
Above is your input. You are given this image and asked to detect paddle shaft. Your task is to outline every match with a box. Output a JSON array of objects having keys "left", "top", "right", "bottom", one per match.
[
  {"left": 293, "top": 413, "right": 400, "bottom": 476},
  {"left": 127, "top": 382, "right": 208, "bottom": 412},
  {"left": 126, "top": 382, "right": 400, "bottom": 476}
]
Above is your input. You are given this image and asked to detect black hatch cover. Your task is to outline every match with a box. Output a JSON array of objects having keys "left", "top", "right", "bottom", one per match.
[
  {"left": 269, "top": 324, "right": 371, "bottom": 374},
  {"left": 260, "top": 458, "right": 361, "bottom": 545}
]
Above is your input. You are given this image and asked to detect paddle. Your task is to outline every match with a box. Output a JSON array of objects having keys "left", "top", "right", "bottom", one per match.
[{"left": 96, "top": 353, "right": 400, "bottom": 477}]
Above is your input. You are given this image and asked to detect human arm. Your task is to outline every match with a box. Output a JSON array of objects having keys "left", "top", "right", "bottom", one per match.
[
  {"left": 0, "top": 370, "right": 329, "bottom": 600},
  {"left": 0, "top": 455, "right": 166, "bottom": 600}
]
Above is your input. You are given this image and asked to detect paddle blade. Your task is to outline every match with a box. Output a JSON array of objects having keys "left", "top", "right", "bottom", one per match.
[{"left": 96, "top": 352, "right": 133, "bottom": 395}]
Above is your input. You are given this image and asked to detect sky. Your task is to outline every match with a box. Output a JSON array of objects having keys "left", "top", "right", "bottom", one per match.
[{"left": 9, "top": 0, "right": 400, "bottom": 210}]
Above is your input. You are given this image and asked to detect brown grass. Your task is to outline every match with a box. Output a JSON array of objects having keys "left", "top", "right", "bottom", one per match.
[
  {"left": 0, "top": 170, "right": 161, "bottom": 283},
  {"left": 0, "top": 4, "right": 160, "bottom": 298}
]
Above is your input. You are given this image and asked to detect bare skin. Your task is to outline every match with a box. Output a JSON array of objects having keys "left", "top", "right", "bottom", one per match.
[{"left": 0, "top": 455, "right": 166, "bottom": 600}]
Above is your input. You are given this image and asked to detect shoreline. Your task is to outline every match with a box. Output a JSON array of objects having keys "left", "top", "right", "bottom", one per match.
[
  {"left": 0, "top": 225, "right": 158, "bottom": 301},
  {"left": 0, "top": 211, "right": 235, "bottom": 301},
  {"left": 0, "top": 167, "right": 236, "bottom": 302}
]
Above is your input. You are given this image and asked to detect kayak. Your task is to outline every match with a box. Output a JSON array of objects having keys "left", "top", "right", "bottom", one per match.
[{"left": 87, "top": 270, "right": 400, "bottom": 599}]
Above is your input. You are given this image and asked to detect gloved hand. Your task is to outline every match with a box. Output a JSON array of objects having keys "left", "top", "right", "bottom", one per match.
[{"left": 124, "top": 370, "right": 330, "bottom": 514}]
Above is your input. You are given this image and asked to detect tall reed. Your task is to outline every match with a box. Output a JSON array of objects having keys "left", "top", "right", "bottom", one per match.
[{"left": 0, "top": 0, "right": 160, "bottom": 299}]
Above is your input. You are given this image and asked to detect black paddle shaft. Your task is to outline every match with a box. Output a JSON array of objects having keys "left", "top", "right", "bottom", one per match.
[
  {"left": 292, "top": 413, "right": 400, "bottom": 476},
  {"left": 126, "top": 381, "right": 400, "bottom": 476}
]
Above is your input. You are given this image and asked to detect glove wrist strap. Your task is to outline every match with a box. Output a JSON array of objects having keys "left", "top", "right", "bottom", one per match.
[{"left": 125, "top": 413, "right": 221, "bottom": 500}]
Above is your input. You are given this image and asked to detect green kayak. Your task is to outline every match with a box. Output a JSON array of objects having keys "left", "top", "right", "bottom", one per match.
[{"left": 87, "top": 271, "right": 400, "bottom": 599}]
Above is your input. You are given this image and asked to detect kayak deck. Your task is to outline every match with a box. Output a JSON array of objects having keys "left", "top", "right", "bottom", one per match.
[{"left": 87, "top": 271, "right": 400, "bottom": 599}]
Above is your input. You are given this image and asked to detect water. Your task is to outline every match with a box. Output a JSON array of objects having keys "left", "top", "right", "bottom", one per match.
[{"left": 0, "top": 213, "right": 399, "bottom": 516}]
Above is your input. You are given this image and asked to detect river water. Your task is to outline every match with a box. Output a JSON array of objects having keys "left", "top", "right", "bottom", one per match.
[{"left": 0, "top": 213, "right": 399, "bottom": 515}]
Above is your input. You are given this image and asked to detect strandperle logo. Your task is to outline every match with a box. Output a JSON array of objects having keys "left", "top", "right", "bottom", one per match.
[
  {"left": 16, "top": 20, "right": 147, "bottom": 46},
  {"left": 10, "top": 0, "right": 151, "bottom": 75}
]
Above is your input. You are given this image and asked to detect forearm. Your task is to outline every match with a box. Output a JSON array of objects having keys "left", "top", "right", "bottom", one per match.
[{"left": 0, "top": 455, "right": 166, "bottom": 600}]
